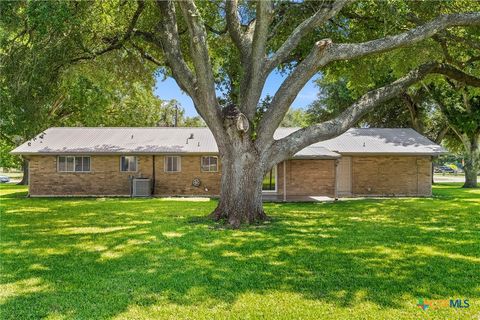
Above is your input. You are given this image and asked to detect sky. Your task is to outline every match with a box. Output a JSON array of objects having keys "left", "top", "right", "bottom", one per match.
[{"left": 154, "top": 71, "right": 320, "bottom": 117}]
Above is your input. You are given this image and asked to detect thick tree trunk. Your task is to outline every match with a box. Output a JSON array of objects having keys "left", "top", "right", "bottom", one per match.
[
  {"left": 462, "top": 136, "right": 479, "bottom": 188},
  {"left": 17, "top": 159, "right": 29, "bottom": 185},
  {"left": 210, "top": 144, "right": 269, "bottom": 228},
  {"left": 464, "top": 164, "right": 478, "bottom": 188}
]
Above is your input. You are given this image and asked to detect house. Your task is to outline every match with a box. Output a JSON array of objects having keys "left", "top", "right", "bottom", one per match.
[{"left": 11, "top": 127, "right": 446, "bottom": 199}]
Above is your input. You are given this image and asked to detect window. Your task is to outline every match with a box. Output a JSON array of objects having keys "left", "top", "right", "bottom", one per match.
[
  {"left": 165, "top": 156, "right": 181, "bottom": 172},
  {"left": 58, "top": 156, "right": 90, "bottom": 172},
  {"left": 201, "top": 156, "right": 218, "bottom": 172},
  {"left": 120, "top": 156, "right": 137, "bottom": 172},
  {"left": 262, "top": 165, "right": 277, "bottom": 192}
]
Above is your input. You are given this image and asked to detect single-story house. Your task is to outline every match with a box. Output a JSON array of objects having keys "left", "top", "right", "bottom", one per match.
[{"left": 11, "top": 127, "right": 446, "bottom": 199}]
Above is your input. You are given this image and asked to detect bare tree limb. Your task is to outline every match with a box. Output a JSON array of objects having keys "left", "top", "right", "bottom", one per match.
[
  {"left": 328, "top": 12, "right": 480, "bottom": 62},
  {"left": 226, "top": 0, "right": 250, "bottom": 58},
  {"left": 265, "top": 0, "right": 351, "bottom": 73},
  {"left": 268, "top": 62, "right": 439, "bottom": 163},
  {"left": 177, "top": 0, "right": 224, "bottom": 137},
  {"left": 256, "top": 39, "right": 333, "bottom": 147},
  {"left": 240, "top": 0, "right": 273, "bottom": 120},
  {"left": 431, "top": 63, "right": 480, "bottom": 87},
  {"left": 153, "top": 0, "right": 198, "bottom": 102}
]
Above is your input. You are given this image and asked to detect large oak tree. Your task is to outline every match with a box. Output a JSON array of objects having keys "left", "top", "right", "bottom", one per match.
[{"left": 2, "top": 1, "right": 480, "bottom": 226}]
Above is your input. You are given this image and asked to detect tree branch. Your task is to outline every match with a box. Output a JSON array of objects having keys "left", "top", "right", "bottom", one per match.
[
  {"left": 431, "top": 63, "right": 480, "bottom": 87},
  {"left": 70, "top": 0, "right": 145, "bottom": 63},
  {"left": 240, "top": 0, "right": 273, "bottom": 120},
  {"left": 268, "top": 62, "right": 439, "bottom": 163},
  {"left": 177, "top": 0, "right": 224, "bottom": 138},
  {"left": 256, "top": 39, "right": 334, "bottom": 147},
  {"left": 435, "top": 125, "right": 450, "bottom": 144},
  {"left": 131, "top": 43, "right": 163, "bottom": 67},
  {"left": 265, "top": 0, "right": 351, "bottom": 73},
  {"left": 226, "top": 0, "right": 250, "bottom": 59},
  {"left": 204, "top": 23, "right": 228, "bottom": 35},
  {"left": 154, "top": 1, "right": 197, "bottom": 100},
  {"left": 328, "top": 12, "right": 480, "bottom": 62}
]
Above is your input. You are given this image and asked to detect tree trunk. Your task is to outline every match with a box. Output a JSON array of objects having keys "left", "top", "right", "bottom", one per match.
[
  {"left": 462, "top": 135, "right": 479, "bottom": 188},
  {"left": 17, "top": 159, "right": 29, "bottom": 185},
  {"left": 210, "top": 147, "right": 269, "bottom": 228}
]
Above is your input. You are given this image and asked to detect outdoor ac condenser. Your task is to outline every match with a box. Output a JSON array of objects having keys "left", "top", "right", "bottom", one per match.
[{"left": 132, "top": 178, "right": 152, "bottom": 197}]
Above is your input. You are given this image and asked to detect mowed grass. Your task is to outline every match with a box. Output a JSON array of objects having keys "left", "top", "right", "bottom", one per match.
[{"left": 0, "top": 184, "right": 479, "bottom": 320}]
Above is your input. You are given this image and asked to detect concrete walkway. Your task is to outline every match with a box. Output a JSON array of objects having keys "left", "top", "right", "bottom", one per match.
[{"left": 263, "top": 195, "right": 335, "bottom": 202}]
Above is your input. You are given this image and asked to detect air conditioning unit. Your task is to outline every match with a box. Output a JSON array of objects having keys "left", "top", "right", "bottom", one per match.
[{"left": 132, "top": 178, "right": 152, "bottom": 197}]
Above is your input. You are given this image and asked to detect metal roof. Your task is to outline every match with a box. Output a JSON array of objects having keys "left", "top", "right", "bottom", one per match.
[
  {"left": 11, "top": 127, "right": 446, "bottom": 157},
  {"left": 275, "top": 127, "right": 447, "bottom": 155}
]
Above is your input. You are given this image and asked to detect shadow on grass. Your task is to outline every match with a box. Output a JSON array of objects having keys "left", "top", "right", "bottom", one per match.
[{"left": 0, "top": 184, "right": 479, "bottom": 319}]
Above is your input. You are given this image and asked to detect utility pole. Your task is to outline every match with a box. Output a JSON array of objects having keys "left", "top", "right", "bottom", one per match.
[{"left": 174, "top": 103, "right": 178, "bottom": 127}]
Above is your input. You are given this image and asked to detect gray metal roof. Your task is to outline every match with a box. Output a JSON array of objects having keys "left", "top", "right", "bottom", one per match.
[
  {"left": 11, "top": 127, "right": 446, "bottom": 157},
  {"left": 276, "top": 127, "right": 447, "bottom": 155}
]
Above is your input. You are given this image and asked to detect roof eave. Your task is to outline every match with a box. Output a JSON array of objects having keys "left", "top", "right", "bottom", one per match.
[{"left": 336, "top": 151, "right": 448, "bottom": 156}]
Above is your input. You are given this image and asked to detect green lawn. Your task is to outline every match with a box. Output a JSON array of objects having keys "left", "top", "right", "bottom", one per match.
[{"left": 0, "top": 184, "right": 479, "bottom": 320}]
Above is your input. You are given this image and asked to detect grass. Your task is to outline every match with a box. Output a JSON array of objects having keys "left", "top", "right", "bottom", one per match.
[{"left": 0, "top": 184, "right": 479, "bottom": 320}]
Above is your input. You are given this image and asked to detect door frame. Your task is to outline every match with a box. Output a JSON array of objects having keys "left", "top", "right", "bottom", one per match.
[{"left": 336, "top": 156, "right": 352, "bottom": 196}]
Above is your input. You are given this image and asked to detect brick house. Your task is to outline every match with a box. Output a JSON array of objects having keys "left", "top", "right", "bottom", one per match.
[{"left": 11, "top": 127, "right": 446, "bottom": 199}]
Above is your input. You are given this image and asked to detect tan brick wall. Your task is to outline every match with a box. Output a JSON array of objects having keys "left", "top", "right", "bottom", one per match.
[
  {"left": 351, "top": 156, "right": 432, "bottom": 196},
  {"left": 153, "top": 155, "right": 221, "bottom": 196},
  {"left": 27, "top": 155, "right": 221, "bottom": 197},
  {"left": 26, "top": 155, "right": 432, "bottom": 197},
  {"left": 276, "top": 159, "right": 336, "bottom": 197},
  {"left": 28, "top": 155, "right": 154, "bottom": 196}
]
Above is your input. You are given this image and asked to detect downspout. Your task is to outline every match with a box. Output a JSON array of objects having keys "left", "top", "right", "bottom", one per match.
[
  {"left": 283, "top": 160, "right": 287, "bottom": 202},
  {"left": 416, "top": 157, "right": 420, "bottom": 196},
  {"left": 25, "top": 156, "right": 31, "bottom": 197},
  {"left": 152, "top": 155, "right": 156, "bottom": 195},
  {"left": 334, "top": 159, "right": 338, "bottom": 201}
]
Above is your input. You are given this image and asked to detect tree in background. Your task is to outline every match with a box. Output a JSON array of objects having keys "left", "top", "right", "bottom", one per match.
[
  {"left": 280, "top": 108, "right": 309, "bottom": 128},
  {"left": 307, "top": 76, "right": 412, "bottom": 129},
  {"left": 425, "top": 83, "right": 479, "bottom": 187},
  {"left": 1, "top": 1, "right": 479, "bottom": 225},
  {"left": 0, "top": 2, "right": 201, "bottom": 180}
]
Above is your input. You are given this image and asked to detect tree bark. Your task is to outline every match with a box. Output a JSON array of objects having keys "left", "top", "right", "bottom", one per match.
[
  {"left": 210, "top": 150, "right": 268, "bottom": 228},
  {"left": 462, "top": 134, "right": 479, "bottom": 188},
  {"left": 17, "top": 159, "right": 29, "bottom": 185}
]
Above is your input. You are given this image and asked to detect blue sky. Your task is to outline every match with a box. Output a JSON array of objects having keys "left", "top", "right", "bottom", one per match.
[{"left": 154, "top": 71, "right": 320, "bottom": 117}]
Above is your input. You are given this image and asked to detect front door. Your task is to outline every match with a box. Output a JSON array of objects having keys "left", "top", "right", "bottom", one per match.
[{"left": 336, "top": 156, "right": 352, "bottom": 196}]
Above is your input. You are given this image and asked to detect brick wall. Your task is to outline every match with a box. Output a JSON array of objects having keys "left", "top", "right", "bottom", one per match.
[
  {"left": 351, "top": 156, "right": 432, "bottom": 196},
  {"left": 153, "top": 155, "right": 221, "bottom": 196},
  {"left": 277, "top": 159, "right": 336, "bottom": 197},
  {"left": 26, "top": 155, "right": 432, "bottom": 197},
  {"left": 28, "top": 155, "right": 153, "bottom": 196},
  {"left": 26, "top": 155, "right": 221, "bottom": 197}
]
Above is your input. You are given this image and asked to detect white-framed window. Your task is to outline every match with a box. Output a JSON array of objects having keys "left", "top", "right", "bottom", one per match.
[
  {"left": 201, "top": 156, "right": 218, "bottom": 172},
  {"left": 120, "top": 156, "right": 137, "bottom": 172},
  {"left": 165, "top": 156, "right": 181, "bottom": 172},
  {"left": 262, "top": 165, "right": 277, "bottom": 192},
  {"left": 58, "top": 156, "right": 90, "bottom": 172}
]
